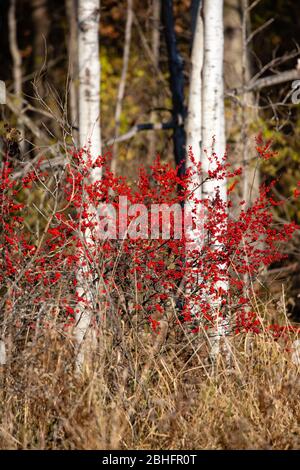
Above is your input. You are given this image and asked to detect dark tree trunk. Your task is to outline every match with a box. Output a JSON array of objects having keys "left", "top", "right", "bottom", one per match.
[
  {"left": 162, "top": 0, "right": 186, "bottom": 176},
  {"left": 191, "top": 0, "right": 202, "bottom": 40}
]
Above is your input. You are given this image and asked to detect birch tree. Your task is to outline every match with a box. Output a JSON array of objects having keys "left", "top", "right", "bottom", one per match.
[
  {"left": 185, "top": 1, "right": 204, "bottom": 321},
  {"left": 78, "top": 0, "right": 101, "bottom": 175},
  {"left": 202, "top": 0, "right": 226, "bottom": 202},
  {"left": 186, "top": 0, "right": 203, "bottom": 180},
  {"left": 201, "top": 0, "right": 229, "bottom": 361},
  {"left": 75, "top": 0, "right": 102, "bottom": 367},
  {"left": 185, "top": 0, "right": 229, "bottom": 362}
]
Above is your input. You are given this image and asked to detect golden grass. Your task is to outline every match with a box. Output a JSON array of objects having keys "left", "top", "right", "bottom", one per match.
[{"left": 0, "top": 314, "right": 299, "bottom": 450}]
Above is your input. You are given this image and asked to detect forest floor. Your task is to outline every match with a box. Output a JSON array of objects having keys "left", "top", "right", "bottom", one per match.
[{"left": 0, "top": 310, "right": 299, "bottom": 450}]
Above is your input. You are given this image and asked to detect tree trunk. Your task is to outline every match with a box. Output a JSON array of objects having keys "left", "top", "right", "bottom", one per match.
[
  {"left": 8, "top": 0, "right": 25, "bottom": 154},
  {"left": 111, "top": 0, "right": 133, "bottom": 174},
  {"left": 202, "top": 0, "right": 229, "bottom": 362},
  {"left": 78, "top": 0, "right": 101, "bottom": 172},
  {"left": 147, "top": 0, "right": 161, "bottom": 164},
  {"left": 202, "top": 0, "right": 226, "bottom": 201},
  {"left": 240, "top": 0, "right": 259, "bottom": 205},
  {"left": 186, "top": 0, "right": 203, "bottom": 166},
  {"left": 184, "top": 1, "right": 204, "bottom": 324},
  {"left": 224, "top": 0, "right": 259, "bottom": 206},
  {"left": 0, "top": 81, "right": 6, "bottom": 104},
  {"left": 65, "top": 0, "right": 79, "bottom": 146},
  {"left": 162, "top": 0, "right": 186, "bottom": 176},
  {"left": 32, "top": 0, "right": 50, "bottom": 92},
  {"left": 8, "top": 0, "right": 22, "bottom": 101},
  {"left": 224, "top": 0, "right": 243, "bottom": 90},
  {"left": 75, "top": 0, "right": 102, "bottom": 369}
]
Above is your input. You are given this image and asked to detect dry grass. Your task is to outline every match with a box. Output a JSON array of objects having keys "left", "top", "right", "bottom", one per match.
[{"left": 0, "top": 313, "right": 299, "bottom": 450}]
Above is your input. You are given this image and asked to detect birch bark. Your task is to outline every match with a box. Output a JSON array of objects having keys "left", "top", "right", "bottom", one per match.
[
  {"left": 75, "top": 0, "right": 102, "bottom": 368},
  {"left": 202, "top": 0, "right": 226, "bottom": 201},
  {"left": 186, "top": 0, "right": 203, "bottom": 172},
  {"left": 185, "top": 1, "right": 204, "bottom": 321},
  {"left": 78, "top": 0, "right": 101, "bottom": 179},
  {"left": 201, "top": 0, "right": 229, "bottom": 361}
]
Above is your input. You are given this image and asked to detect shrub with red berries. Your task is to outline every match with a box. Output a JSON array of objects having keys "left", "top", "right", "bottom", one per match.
[{"left": 0, "top": 140, "right": 299, "bottom": 342}]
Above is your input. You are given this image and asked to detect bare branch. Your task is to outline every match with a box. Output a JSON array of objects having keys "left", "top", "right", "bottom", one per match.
[
  {"left": 247, "top": 0, "right": 262, "bottom": 12},
  {"left": 12, "top": 120, "right": 175, "bottom": 179},
  {"left": 6, "top": 94, "right": 59, "bottom": 156},
  {"left": 250, "top": 49, "right": 300, "bottom": 84},
  {"left": 246, "top": 69, "right": 300, "bottom": 92},
  {"left": 106, "top": 120, "right": 174, "bottom": 146},
  {"left": 246, "top": 17, "right": 274, "bottom": 45},
  {"left": 226, "top": 68, "right": 300, "bottom": 95}
]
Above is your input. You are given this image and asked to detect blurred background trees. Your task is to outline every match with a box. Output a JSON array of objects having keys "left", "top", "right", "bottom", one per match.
[{"left": 0, "top": 1, "right": 299, "bottom": 179}]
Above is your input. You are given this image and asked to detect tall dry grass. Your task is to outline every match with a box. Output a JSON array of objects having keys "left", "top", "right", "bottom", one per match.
[{"left": 0, "top": 304, "right": 299, "bottom": 450}]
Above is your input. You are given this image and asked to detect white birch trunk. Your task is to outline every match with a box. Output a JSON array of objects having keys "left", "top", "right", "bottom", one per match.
[
  {"left": 201, "top": 0, "right": 229, "bottom": 362},
  {"left": 75, "top": 0, "right": 102, "bottom": 368},
  {"left": 186, "top": 2, "right": 203, "bottom": 168},
  {"left": 202, "top": 0, "right": 226, "bottom": 201},
  {"left": 185, "top": 1, "right": 204, "bottom": 321},
  {"left": 78, "top": 0, "right": 101, "bottom": 181}
]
